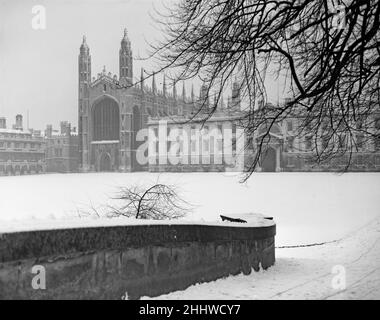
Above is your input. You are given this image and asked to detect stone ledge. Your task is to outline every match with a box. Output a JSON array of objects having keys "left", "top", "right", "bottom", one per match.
[
  {"left": 0, "top": 224, "right": 276, "bottom": 263},
  {"left": 0, "top": 223, "right": 276, "bottom": 299}
]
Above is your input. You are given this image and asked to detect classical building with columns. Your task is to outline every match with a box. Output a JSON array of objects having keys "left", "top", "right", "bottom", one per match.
[
  {"left": 148, "top": 105, "right": 380, "bottom": 173},
  {"left": 147, "top": 110, "right": 247, "bottom": 172}
]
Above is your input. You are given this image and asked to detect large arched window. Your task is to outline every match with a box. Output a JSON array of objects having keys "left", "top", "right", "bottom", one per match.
[{"left": 92, "top": 97, "right": 120, "bottom": 141}]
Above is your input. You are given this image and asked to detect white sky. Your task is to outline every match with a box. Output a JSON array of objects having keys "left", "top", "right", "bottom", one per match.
[{"left": 0, "top": 0, "right": 283, "bottom": 131}]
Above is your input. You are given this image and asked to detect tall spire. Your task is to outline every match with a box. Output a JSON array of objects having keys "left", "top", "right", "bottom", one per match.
[
  {"left": 121, "top": 28, "right": 130, "bottom": 45},
  {"left": 200, "top": 82, "right": 207, "bottom": 97},
  {"left": 163, "top": 74, "right": 167, "bottom": 97},
  {"left": 231, "top": 78, "right": 241, "bottom": 110},
  {"left": 173, "top": 80, "right": 177, "bottom": 99},
  {"left": 213, "top": 93, "right": 218, "bottom": 108},
  {"left": 182, "top": 82, "right": 186, "bottom": 101},
  {"left": 152, "top": 73, "right": 157, "bottom": 94},
  {"left": 140, "top": 68, "right": 145, "bottom": 90},
  {"left": 200, "top": 82, "right": 209, "bottom": 108},
  {"left": 191, "top": 84, "right": 195, "bottom": 102},
  {"left": 78, "top": 35, "right": 91, "bottom": 171},
  {"left": 79, "top": 35, "right": 91, "bottom": 83},
  {"left": 80, "top": 35, "right": 90, "bottom": 54},
  {"left": 119, "top": 28, "right": 133, "bottom": 84}
]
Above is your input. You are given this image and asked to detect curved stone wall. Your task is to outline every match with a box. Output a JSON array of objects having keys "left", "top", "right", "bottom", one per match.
[{"left": 0, "top": 223, "right": 276, "bottom": 300}]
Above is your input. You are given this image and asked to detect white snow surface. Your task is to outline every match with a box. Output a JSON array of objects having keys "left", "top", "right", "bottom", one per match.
[
  {"left": 0, "top": 216, "right": 274, "bottom": 234},
  {"left": 1, "top": 172, "right": 380, "bottom": 299},
  {"left": 1, "top": 172, "right": 379, "bottom": 246},
  {"left": 144, "top": 217, "right": 380, "bottom": 300}
]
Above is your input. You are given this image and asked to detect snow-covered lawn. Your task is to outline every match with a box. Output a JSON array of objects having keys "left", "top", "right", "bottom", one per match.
[
  {"left": 1, "top": 172, "right": 379, "bottom": 299},
  {"left": 0, "top": 172, "right": 379, "bottom": 246}
]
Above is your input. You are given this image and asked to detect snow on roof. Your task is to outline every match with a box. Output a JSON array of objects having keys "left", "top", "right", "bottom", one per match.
[
  {"left": 91, "top": 140, "right": 120, "bottom": 145},
  {"left": 0, "top": 128, "right": 31, "bottom": 135},
  {"left": 51, "top": 131, "right": 62, "bottom": 137}
]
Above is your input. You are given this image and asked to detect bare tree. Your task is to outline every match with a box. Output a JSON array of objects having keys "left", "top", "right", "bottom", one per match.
[
  {"left": 149, "top": 0, "right": 380, "bottom": 176},
  {"left": 107, "top": 184, "right": 191, "bottom": 220}
]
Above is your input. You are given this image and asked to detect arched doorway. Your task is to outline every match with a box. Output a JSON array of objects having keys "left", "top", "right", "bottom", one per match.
[
  {"left": 261, "top": 147, "right": 277, "bottom": 172},
  {"left": 99, "top": 152, "right": 112, "bottom": 172}
]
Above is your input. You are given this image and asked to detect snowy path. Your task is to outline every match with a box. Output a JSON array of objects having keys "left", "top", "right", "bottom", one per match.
[{"left": 145, "top": 218, "right": 380, "bottom": 300}]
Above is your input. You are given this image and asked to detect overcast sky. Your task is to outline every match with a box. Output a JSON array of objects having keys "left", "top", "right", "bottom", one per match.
[{"left": 0, "top": 0, "right": 283, "bottom": 131}]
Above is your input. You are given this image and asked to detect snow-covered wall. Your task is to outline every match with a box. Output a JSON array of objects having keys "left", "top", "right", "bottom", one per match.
[{"left": 0, "top": 223, "right": 275, "bottom": 299}]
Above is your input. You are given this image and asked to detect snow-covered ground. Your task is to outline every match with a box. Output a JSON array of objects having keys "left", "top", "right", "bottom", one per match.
[
  {"left": 1, "top": 172, "right": 379, "bottom": 299},
  {"left": 1, "top": 172, "right": 379, "bottom": 246},
  {"left": 146, "top": 217, "right": 380, "bottom": 300}
]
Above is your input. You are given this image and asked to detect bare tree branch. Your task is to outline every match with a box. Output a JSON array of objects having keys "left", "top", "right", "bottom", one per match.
[
  {"left": 108, "top": 184, "right": 192, "bottom": 220},
  {"left": 148, "top": 0, "right": 380, "bottom": 178}
]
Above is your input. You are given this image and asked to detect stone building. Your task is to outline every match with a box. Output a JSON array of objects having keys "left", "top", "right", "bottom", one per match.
[
  {"left": 148, "top": 110, "right": 247, "bottom": 172},
  {"left": 149, "top": 104, "right": 380, "bottom": 173},
  {"left": 0, "top": 115, "right": 45, "bottom": 175},
  {"left": 78, "top": 29, "right": 244, "bottom": 173},
  {"left": 256, "top": 106, "right": 380, "bottom": 172},
  {"left": 78, "top": 30, "right": 201, "bottom": 172},
  {"left": 45, "top": 122, "right": 79, "bottom": 173},
  {"left": 78, "top": 28, "right": 380, "bottom": 173}
]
